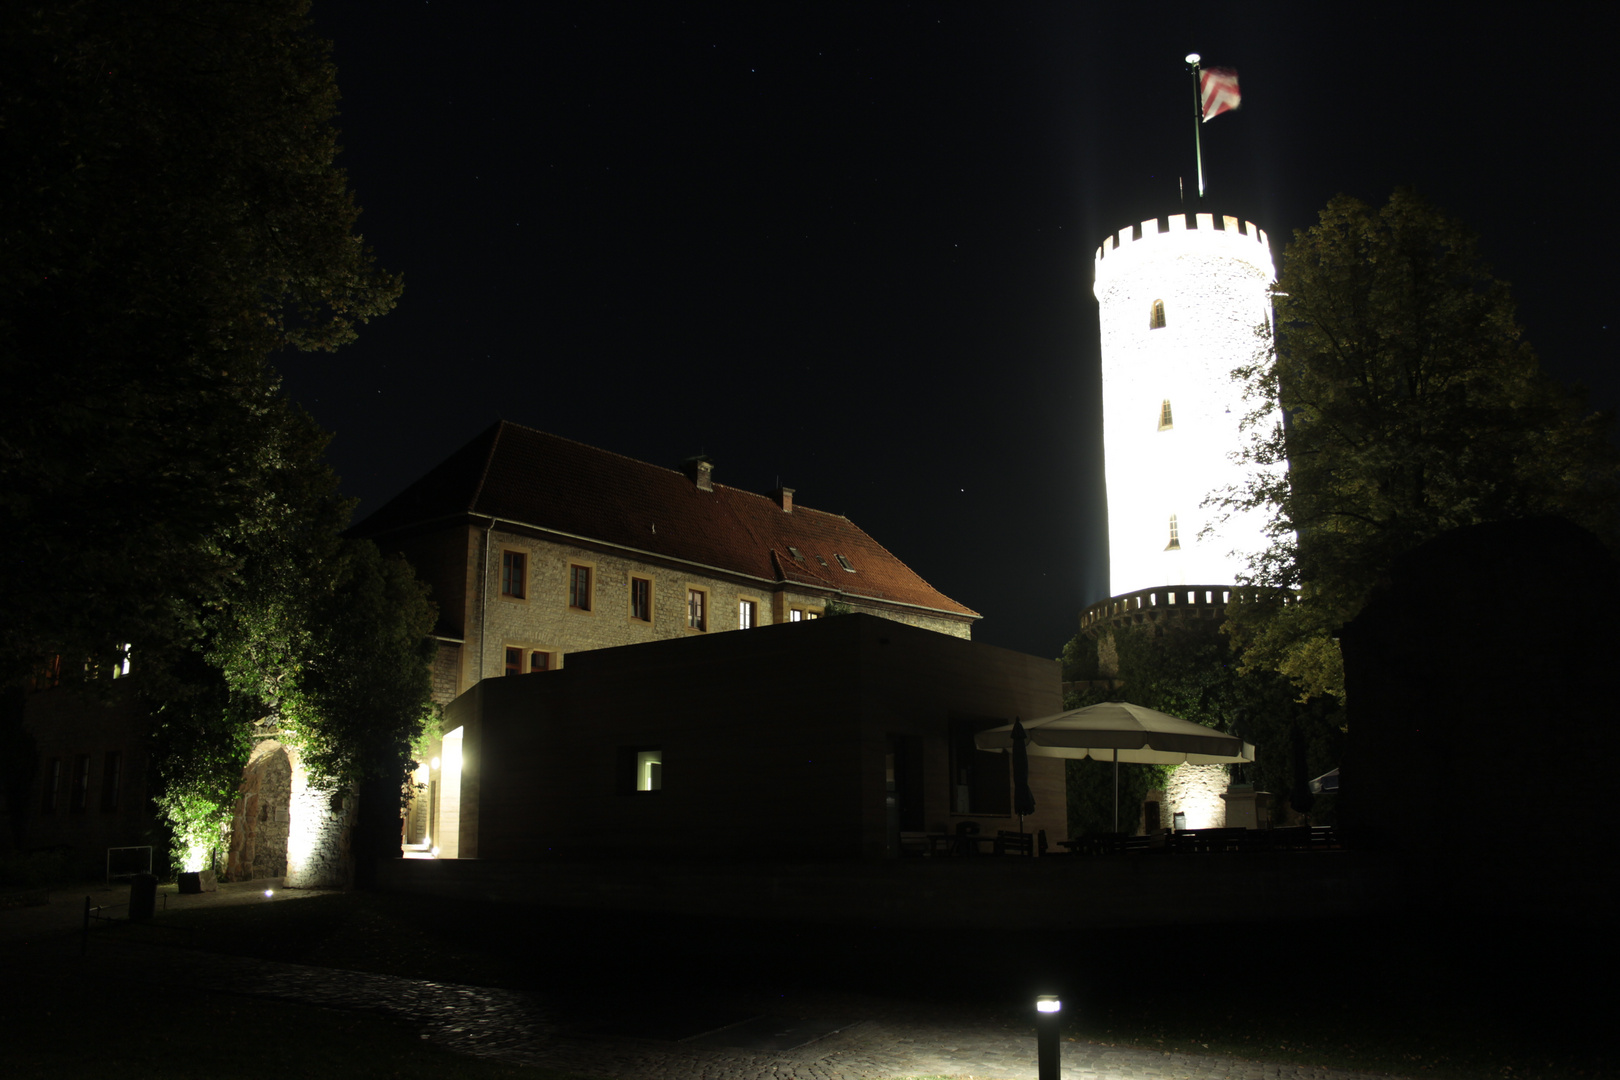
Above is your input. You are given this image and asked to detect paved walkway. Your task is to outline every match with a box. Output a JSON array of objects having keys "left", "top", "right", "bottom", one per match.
[{"left": 4, "top": 883, "right": 1415, "bottom": 1080}]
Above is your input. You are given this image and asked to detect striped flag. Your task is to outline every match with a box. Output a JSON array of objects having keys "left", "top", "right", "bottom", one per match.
[{"left": 1200, "top": 67, "right": 1241, "bottom": 121}]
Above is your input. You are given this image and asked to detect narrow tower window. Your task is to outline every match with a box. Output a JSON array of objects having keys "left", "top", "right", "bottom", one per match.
[
  {"left": 1150, "top": 299, "right": 1166, "bottom": 329},
  {"left": 1158, "top": 399, "right": 1174, "bottom": 430},
  {"left": 1165, "top": 515, "right": 1181, "bottom": 551}
]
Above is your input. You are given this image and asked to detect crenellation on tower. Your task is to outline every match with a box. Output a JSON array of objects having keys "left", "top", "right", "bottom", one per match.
[{"left": 1094, "top": 212, "right": 1269, "bottom": 272}]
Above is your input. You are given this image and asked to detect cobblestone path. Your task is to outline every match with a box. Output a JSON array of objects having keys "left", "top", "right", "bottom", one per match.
[{"left": 53, "top": 936, "right": 1414, "bottom": 1080}]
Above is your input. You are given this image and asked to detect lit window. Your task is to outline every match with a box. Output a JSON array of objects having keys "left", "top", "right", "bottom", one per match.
[
  {"left": 630, "top": 577, "right": 651, "bottom": 622},
  {"left": 790, "top": 609, "right": 802, "bottom": 622},
  {"left": 1166, "top": 515, "right": 1181, "bottom": 551},
  {"left": 739, "top": 599, "right": 756, "bottom": 629},
  {"left": 618, "top": 746, "right": 663, "bottom": 794},
  {"left": 501, "top": 551, "right": 526, "bottom": 599},
  {"left": 1150, "top": 299, "right": 1166, "bottom": 329},
  {"left": 569, "top": 565, "right": 592, "bottom": 611},
  {"left": 1158, "top": 400, "right": 1173, "bottom": 430},
  {"left": 637, "top": 750, "right": 662, "bottom": 791},
  {"left": 835, "top": 554, "right": 854, "bottom": 572},
  {"left": 687, "top": 588, "right": 707, "bottom": 631}
]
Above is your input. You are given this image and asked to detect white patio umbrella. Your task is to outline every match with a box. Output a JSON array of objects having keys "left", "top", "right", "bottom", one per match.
[
  {"left": 975, "top": 702, "right": 1256, "bottom": 831},
  {"left": 1308, "top": 767, "right": 1339, "bottom": 795}
]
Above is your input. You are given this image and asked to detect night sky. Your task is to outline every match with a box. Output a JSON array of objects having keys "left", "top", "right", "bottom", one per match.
[{"left": 280, "top": 3, "right": 1617, "bottom": 659}]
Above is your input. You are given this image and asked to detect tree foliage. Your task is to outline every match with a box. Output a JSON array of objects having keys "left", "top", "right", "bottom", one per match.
[
  {"left": 143, "top": 413, "right": 436, "bottom": 870},
  {"left": 0, "top": 0, "right": 402, "bottom": 688},
  {"left": 1217, "top": 190, "right": 1620, "bottom": 699},
  {"left": 1, "top": 2, "right": 430, "bottom": 870},
  {"left": 1063, "top": 623, "right": 1344, "bottom": 833}
]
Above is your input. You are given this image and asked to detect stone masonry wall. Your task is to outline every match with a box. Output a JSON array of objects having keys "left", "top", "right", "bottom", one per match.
[
  {"left": 226, "top": 740, "right": 292, "bottom": 882},
  {"left": 467, "top": 527, "right": 969, "bottom": 683},
  {"left": 430, "top": 641, "right": 462, "bottom": 706},
  {"left": 283, "top": 750, "right": 356, "bottom": 889},
  {"left": 1164, "top": 763, "right": 1229, "bottom": 830}
]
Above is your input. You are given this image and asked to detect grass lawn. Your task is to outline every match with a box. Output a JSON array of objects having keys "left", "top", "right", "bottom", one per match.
[{"left": 25, "top": 888, "right": 1608, "bottom": 1080}]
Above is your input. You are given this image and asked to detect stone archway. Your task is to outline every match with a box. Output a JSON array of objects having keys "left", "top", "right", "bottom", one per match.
[{"left": 227, "top": 740, "right": 292, "bottom": 881}]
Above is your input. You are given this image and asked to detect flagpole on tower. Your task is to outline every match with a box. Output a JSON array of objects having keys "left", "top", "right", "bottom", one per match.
[{"left": 1186, "top": 53, "right": 1205, "bottom": 199}]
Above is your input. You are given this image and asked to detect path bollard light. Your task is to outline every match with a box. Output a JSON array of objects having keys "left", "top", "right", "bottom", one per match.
[
  {"left": 1035, "top": 995, "right": 1061, "bottom": 1080},
  {"left": 264, "top": 889, "right": 274, "bottom": 898}
]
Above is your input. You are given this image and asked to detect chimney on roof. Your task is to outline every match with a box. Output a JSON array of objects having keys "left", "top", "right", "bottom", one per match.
[
  {"left": 774, "top": 486, "right": 794, "bottom": 512},
  {"left": 682, "top": 456, "right": 714, "bottom": 492}
]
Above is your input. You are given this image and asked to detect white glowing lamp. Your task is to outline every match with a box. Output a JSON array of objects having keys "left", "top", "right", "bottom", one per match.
[{"left": 1036, "top": 995, "right": 1062, "bottom": 1014}]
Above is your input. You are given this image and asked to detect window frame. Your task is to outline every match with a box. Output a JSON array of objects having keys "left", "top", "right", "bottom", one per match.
[
  {"left": 100, "top": 750, "right": 122, "bottom": 813},
  {"left": 70, "top": 754, "right": 90, "bottom": 814},
  {"left": 40, "top": 757, "right": 60, "bottom": 814},
  {"left": 686, "top": 586, "right": 708, "bottom": 632},
  {"left": 568, "top": 562, "right": 595, "bottom": 613},
  {"left": 504, "top": 644, "right": 557, "bottom": 676},
  {"left": 738, "top": 597, "right": 758, "bottom": 629},
  {"left": 499, "top": 549, "right": 528, "bottom": 600},
  {"left": 629, "top": 575, "right": 653, "bottom": 623}
]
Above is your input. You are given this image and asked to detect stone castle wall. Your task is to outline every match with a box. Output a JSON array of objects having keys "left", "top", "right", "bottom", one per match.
[{"left": 227, "top": 741, "right": 292, "bottom": 881}]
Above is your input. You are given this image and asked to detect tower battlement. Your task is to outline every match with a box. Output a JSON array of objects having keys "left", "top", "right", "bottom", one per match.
[{"left": 1094, "top": 213, "right": 1271, "bottom": 287}]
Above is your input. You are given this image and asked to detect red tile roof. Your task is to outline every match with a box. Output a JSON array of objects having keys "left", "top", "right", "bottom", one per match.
[{"left": 353, "top": 422, "right": 978, "bottom": 620}]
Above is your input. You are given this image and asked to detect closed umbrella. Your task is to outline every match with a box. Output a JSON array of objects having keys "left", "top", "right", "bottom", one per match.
[
  {"left": 1010, "top": 717, "right": 1036, "bottom": 851},
  {"left": 976, "top": 702, "right": 1255, "bottom": 832}
]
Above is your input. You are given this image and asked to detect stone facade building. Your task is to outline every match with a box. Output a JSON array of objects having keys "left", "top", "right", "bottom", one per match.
[
  {"left": 351, "top": 420, "right": 980, "bottom": 707},
  {"left": 2, "top": 673, "right": 154, "bottom": 881},
  {"left": 349, "top": 421, "right": 983, "bottom": 855}
]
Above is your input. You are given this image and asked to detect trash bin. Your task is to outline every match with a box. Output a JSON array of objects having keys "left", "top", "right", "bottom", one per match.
[{"left": 128, "top": 872, "right": 157, "bottom": 922}]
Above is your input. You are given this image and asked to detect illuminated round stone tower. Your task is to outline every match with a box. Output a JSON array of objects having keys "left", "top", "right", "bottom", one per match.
[{"left": 1092, "top": 211, "right": 1275, "bottom": 598}]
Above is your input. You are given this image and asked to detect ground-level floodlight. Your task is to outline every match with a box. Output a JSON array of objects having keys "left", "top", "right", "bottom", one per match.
[{"left": 1035, "top": 995, "right": 1061, "bottom": 1080}]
